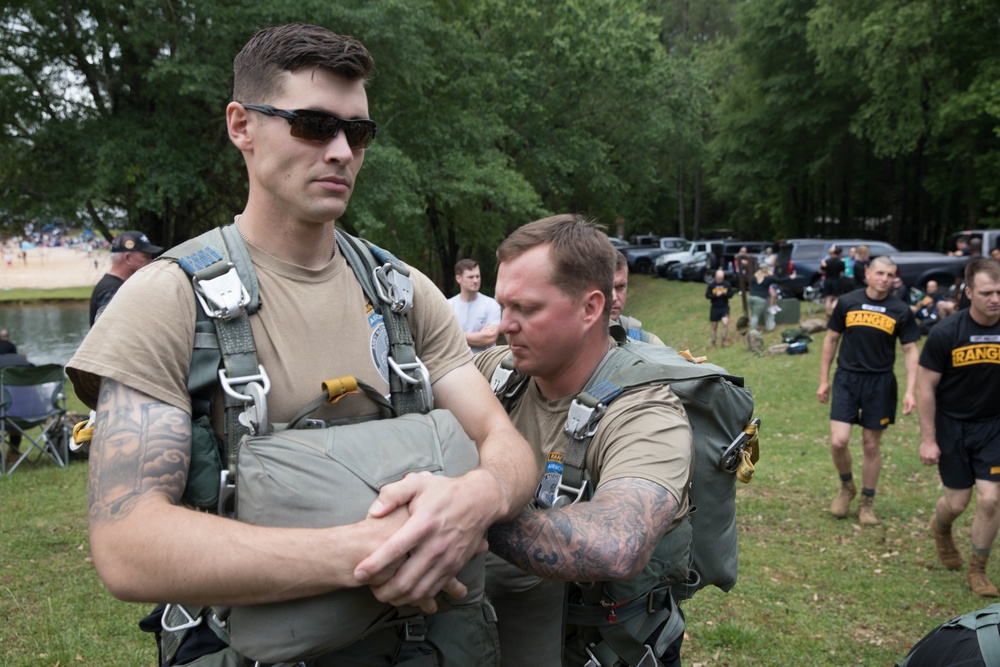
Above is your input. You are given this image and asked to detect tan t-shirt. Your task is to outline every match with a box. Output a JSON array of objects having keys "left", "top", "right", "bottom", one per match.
[
  {"left": 475, "top": 345, "right": 692, "bottom": 522},
  {"left": 67, "top": 233, "right": 472, "bottom": 427}
]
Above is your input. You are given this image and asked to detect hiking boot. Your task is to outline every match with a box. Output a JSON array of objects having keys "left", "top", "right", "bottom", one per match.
[
  {"left": 830, "top": 481, "right": 857, "bottom": 519},
  {"left": 858, "top": 495, "right": 878, "bottom": 526},
  {"left": 930, "top": 518, "right": 962, "bottom": 570},
  {"left": 968, "top": 553, "right": 1000, "bottom": 597}
]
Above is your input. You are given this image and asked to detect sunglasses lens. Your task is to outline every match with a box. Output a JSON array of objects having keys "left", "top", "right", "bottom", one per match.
[{"left": 289, "top": 111, "right": 376, "bottom": 149}]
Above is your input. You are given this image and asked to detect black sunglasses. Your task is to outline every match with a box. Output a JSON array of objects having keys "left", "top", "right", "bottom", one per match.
[{"left": 240, "top": 103, "right": 378, "bottom": 149}]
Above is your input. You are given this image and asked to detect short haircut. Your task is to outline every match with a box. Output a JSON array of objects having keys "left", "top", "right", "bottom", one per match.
[
  {"left": 966, "top": 257, "right": 1000, "bottom": 288},
  {"left": 497, "top": 214, "right": 616, "bottom": 316},
  {"left": 869, "top": 255, "right": 896, "bottom": 271},
  {"left": 614, "top": 251, "right": 627, "bottom": 272},
  {"left": 454, "top": 258, "right": 478, "bottom": 275},
  {"left": 233, "top": 23, "right": 376, "bottom": 104}
]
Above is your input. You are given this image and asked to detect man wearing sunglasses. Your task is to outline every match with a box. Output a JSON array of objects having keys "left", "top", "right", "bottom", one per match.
[{"left": 67, "top": 23, "right": 536, "bottom": 666}]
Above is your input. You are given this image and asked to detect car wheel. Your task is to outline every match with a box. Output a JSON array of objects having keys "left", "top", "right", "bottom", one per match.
[{"left": 634, "top": 258, "right": 652, "bottom": 274}]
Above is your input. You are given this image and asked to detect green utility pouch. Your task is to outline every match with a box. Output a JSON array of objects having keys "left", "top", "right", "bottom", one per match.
[{"left": 181, "top": 416, "right": 224, "bottom": 509}]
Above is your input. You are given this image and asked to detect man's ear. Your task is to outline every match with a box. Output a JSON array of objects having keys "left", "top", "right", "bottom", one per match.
[
  {"left": 581, "top": 289, "right": 607, "bottom": 330},
  {"left": 227, "top": 102, "right": 253, "bottom": 151}
]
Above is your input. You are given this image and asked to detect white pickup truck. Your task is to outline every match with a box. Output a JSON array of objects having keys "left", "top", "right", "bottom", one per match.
[{"left": 654, "top": 240, "right": 718, "bottom": 277}]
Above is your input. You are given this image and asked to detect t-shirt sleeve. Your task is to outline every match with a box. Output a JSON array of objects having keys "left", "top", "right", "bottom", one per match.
[
  {"left": 897, "top": 307, "right": 921, "bottom": 345},
  {"left": 919, "top": 322, "right": 949, "bottom": 372},
  {"left": 66, "top": 262, "right": 197, "bottom": 412},
  {"left": 589, "top": 385, "right": 693, "bottom": 514},
  {"left": 827, "top": 300, "right": 846, "bottom": 333}
]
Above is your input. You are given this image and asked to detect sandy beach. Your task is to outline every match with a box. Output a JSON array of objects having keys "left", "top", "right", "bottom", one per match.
[{"left": 0, "top": 246, "right": 112, "bottom": 291}]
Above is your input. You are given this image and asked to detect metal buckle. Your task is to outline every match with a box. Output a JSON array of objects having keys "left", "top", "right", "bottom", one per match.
[
  {"left": 551, "top": 475, "right": 590, "bottom": 508},
  {"left": 636, "top": 645, "right": 658, "bottom": 667},
  {"left": 404, "top": 619, "right": 427, "bottom": 642},
  {"left": 373, "top": 263, "right": 414, "bottom": 314},
  {"left": 161, "top": 604, "right": 202, "bottom": 632},
  {"left": 218, "top": 366, "right": 271, "bottom": 435},
  {"left": 565, "top": 398, "right": 606, "bottom": 441},
  {"left": 721, "top": 417, "right": 760, "bottom": 472},
  {"left": 387, "top": 355, "right": 433, "bottom": 411},
  {"left": 584, "top": 646, "right": 603, "bottom": 667},
  {"left": 217, "top": 469, "right": 236, "bottom": 517},
  {"left": 192, "top": 263, "right": 250, "bottom": 321}
]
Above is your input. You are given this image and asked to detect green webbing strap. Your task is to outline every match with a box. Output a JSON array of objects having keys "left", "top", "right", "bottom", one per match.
[
  {"left": 336, "top": 229, "right": 425, "bottom": 416},
  {"left": 165, "top": 225, "right": 261, "bottom": 476},
  {"left": 585, "top": 592, "right": 681, "bottom": 667}
]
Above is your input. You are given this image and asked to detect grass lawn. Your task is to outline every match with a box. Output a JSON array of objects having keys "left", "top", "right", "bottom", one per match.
[{"left": 0, "top": 276, "right": 981, "bottom": 665}]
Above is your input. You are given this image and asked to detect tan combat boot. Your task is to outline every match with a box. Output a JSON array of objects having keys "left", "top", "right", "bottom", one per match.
[
  {"left": 858, "top": 495, "right": 878, "bottom": 526},
  {"left": 930, "top": 518, "right": 962, "bottom": 570},
  {"left": 830, "top": 480, "right": 857, "bottom": 519},
  {"left": 968, "top": 553, "right": 1000, "bottom": 597}
]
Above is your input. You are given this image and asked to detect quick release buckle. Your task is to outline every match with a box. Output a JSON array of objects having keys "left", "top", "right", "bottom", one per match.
[
  {"left": 387, "top": 356, "right": 433, "bottom": 412},
  {"left": 551, "top": 476, "right": 590, "bottom": 509},
  {"left": 373, "top": 263, "right": 414, "bottom": 314},
  {"left": 404, "top": 619, "right": 427, "bottom": 642},
  {"left": 565, "top": 397, "right": 606, "bottom": 441},
  {"left": 219, "top": 366, "right": 271, "bottom": 435},
  {"left": 192, "top": 263, "right": 250, "bottom": 321},
  {"left": 161, "top": 604, "right": 202, "bottom": 632}
]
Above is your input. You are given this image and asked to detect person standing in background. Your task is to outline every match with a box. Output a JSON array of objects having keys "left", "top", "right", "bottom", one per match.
[
  {"left": 88, "top": 231, "right": 164, "bottom": 326},
  {"left": 448, "top": 258, "right": 502, "bottom": 353}
]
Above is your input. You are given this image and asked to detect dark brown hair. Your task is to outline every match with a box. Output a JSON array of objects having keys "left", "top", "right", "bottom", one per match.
[
  {"left": 454, "top": 258, "right": 479, "bottom": 275},
  {"left": 497, "top": 214, "right": 616, "bottom": 316},
  {"left": 233, "top": 23, "right": 376, "bottom": 104}
]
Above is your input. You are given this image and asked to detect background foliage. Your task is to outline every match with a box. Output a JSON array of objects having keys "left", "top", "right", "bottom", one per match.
[{"left": 2, "top": 0, "right": 999, "bottom": 288}]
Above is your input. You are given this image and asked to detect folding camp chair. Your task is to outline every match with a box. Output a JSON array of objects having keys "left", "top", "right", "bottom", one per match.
[{"left": 0, "top": 364, "right": 70, "bottom": 475}]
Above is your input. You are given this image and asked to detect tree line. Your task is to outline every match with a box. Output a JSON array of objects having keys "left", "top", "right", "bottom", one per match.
[{"left": 1, "top": 0, "right": 997, "bottom": 287}]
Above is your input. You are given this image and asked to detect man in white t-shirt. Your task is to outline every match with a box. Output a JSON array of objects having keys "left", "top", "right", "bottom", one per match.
[{"left": 449, "top": 258, "right": 502, "bottom": 353}]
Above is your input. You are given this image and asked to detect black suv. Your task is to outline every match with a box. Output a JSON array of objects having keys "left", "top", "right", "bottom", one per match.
[{"left": 774, "top": 238, "right": 897, "bottom": 297}]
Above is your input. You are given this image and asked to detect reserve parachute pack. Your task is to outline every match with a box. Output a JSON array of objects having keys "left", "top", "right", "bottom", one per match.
[
  {"left": 897, "top": 603, "right": 1000, "bottom": 666},
  {"left": 105, "top": 224, "right": 483, "bottom": 665},
  {"left": 489, "top": 326, "right": 759, "bottom": 666}
]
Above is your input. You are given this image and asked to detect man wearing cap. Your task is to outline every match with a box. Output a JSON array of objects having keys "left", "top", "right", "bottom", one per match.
[{"left": 88, "top": 230, "right": 164, "bottom": 326}]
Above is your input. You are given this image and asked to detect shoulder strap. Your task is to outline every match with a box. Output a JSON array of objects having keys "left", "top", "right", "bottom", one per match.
[
  {"left": 335, "top": 229, "right": 430, "bottom": 416},
  {"left": 946, "top": 604, "right": 1000, "bottom": 667}
]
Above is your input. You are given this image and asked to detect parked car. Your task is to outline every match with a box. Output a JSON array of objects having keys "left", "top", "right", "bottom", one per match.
[
  {"left": 621, "top": 236, "right": 688, "bottom": 274},
  {"left": 673, "top": 251, "right": 713, "bottom": 282},
  {"left": 774, "top": 238, "right": 968, "bottom": 297},
  {"left": 607, "top": 235, "right": 630, "bottom": 250},
  {"left": 655, "top": 240, "right": 720, "bottom": 277},
  {"left": 947, "top": 230, "right": 1000, "bottom": 257}
]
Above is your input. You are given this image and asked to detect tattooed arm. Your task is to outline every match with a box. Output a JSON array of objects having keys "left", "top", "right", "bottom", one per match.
[
  {"left": 487, "top": 477, "right": 679, "bottom": 582},
  {"left": 88, "top": 377, "right": 410, "bottom": 606}
]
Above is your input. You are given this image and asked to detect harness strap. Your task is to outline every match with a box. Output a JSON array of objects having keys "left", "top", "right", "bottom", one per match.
[
  {"left": 336, "top": 230, "right": 429, "bottom": 416},
  {"left": 581, "top": 591, "right": 681, "bottom": 667}
]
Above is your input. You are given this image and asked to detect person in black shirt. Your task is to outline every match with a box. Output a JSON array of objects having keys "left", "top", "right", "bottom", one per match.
[
  {"left": 821, "top": 245, "right": 846, "bottom": 317},
  {"left": 0, "top": 329, "right": 16, "bottom": 355},
  {"left": 89, "top": 231, "right": 164, "bottom": 326},
  {"left": 705, "top": 269, "right": 734, "bottom": 347},
  {"left": 918, "top": 258, "right": 1000, "bottom": 597},
  {"left": 747, "top": 266, "right": 777, "bottom": 332},
  {"left": 817, "top": 255, "right": 920, "bottom": 526}
]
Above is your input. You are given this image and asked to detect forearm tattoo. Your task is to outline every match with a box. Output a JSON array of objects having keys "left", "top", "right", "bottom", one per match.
[
  {"left": 488, "top": 477, "right": 678, "bottom": 581},
  {"left": 89, "top": 378, "right": 191, "bottom": 527}
]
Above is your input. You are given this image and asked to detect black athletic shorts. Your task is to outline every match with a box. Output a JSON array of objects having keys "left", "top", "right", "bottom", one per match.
[
  {"left": 936, "top": 413, "right": 1000, "bottom": 488},
  {"left": 710, "top": 305, "right": 730, "bottom": 323},
  {"left": 830, "top": 369, "right": 896, "bottom": 430}
]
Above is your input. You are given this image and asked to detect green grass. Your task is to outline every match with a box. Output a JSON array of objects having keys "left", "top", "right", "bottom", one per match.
[
  {"left": 0, "top": 276, "right": 977, "bottom": 665},
  {"left": 0, "top": 286, "right": 92, "bottom": 303}
]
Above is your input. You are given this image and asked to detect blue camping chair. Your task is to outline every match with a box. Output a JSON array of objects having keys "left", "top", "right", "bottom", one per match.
[{"left": 0, "top": 364, "right": 70, "bottom": 475}]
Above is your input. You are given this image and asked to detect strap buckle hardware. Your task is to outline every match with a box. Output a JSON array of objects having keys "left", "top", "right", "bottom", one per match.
[
  {"left": 584, "top": 646, "right": 604, "bottom": 667},
  {"left": 565, "top": 397, "right": 606, "bottom": 441},
  {"left": 373, "top": 263, "right": 414, "bottom": 314},
  {"left": 217, "top": 469, "right": 236, "bottom": 517},
  {"left": 193, "top": 263, "right": 250, "bottom": 321},
  {"left": 387, "top": 356, "right": 433, "bottom": 411},
  {"left": 161, "top": 604, "right": 202, "bottom": 632},
  {"left": 404, "top": 619, "right": 427, "bottom": 642},
  {"left": 219, "top": 366, "right": 271, "bottom": 435},
  {"left": 552, "top": 475, "right": 590, "bottom": 509}
]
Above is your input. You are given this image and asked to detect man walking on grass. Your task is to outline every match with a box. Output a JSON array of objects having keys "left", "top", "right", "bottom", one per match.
[
  {"left": 918, "top": 258, "right": 1000, "bottom": 596},
  {"left": 817, "top": 256, "right": 920, "bottom": 526}
]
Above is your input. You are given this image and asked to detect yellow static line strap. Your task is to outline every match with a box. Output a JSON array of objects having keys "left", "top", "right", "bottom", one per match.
[{"left": 322, "top": 376, "right": 360, "bottom": 404}]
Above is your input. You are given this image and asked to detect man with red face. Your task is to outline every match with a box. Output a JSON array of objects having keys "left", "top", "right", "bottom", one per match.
[{"left": 475, "top": 214, "right": 693, "bottom": 667}]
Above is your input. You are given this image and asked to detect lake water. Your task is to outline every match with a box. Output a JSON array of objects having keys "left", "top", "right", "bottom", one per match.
[{"left": 0, "top": 301, "right": 90, "bottom": 366}]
